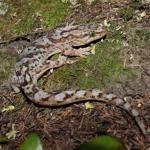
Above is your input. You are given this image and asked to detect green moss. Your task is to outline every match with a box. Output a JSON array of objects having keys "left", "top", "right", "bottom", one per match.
[
  {"left": 125, "top": 26, "right": 150, "bottom": 49},
  {"left": 41, "top": 1, "right": 69, "bottom": 27},
  {"left": 0, "top": 0, "right": 69, "bottom": 39},
  {"left": 40, "top": 32, "right": 133, "bottom": 91},
  {"left": 117, "top": 7, "right": 134, "bottom": 21}
]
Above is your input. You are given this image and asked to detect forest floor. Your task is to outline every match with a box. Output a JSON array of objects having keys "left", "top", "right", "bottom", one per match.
[{"left": 0, "top": 0, "right": 150, "bottom": 149}]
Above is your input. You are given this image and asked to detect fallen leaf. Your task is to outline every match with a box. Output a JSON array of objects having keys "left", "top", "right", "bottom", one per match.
[
  {"left": 140, "top": 11, "right": 146, "bottom": 18},
  {"left": 2, "top": 105, "right": 15, "bottom": 113},
  {"left": 85, "top": 102, "right": 95, "bottom": 109},
  {"left": 104, "top": 19, "right": 111, "bottom": 27},
  {"left": 6, "top": 124, "right": 18, "bottom": 140},
  {"left": 91, "top": 45, "right": 96, "bottom": 55},
  {"left": 19, "top": 133, "right": 43, "bottom": 150},
  {"left": 75, "top": 135, "right": 124, "bottom": 150}
]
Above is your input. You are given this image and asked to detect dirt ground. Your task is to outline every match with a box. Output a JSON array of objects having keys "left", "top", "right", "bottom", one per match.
[{"left": 0, "top": 0, "right": 150, "bottom": 150}]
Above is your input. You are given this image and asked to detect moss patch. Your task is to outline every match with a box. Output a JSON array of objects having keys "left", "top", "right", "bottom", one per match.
[
  {"left": 0, "top": 0, "right": 69, "bottom": 39},
  {"left": 40, "top": 31, "right": 133, "bottom": 91},
  {"left": 117, "top": 6, "right": 134, "bottom": 21}
]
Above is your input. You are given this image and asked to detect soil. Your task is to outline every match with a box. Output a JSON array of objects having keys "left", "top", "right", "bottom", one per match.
[{"left": 0, "top": 0, "right": 150, "bottom": 150}]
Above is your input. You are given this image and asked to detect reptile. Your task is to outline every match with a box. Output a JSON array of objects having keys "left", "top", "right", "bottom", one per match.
[
  {"left": 11, "top": 22, "right": 106, "bottom": 96},
  {"left": 10, "top": 22, "right": 149, "bottom": 139}
]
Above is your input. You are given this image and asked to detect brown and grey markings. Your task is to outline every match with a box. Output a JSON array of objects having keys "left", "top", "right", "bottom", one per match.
[{"left": 10, "top": 22, "right": 149, "bottom": 139}]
